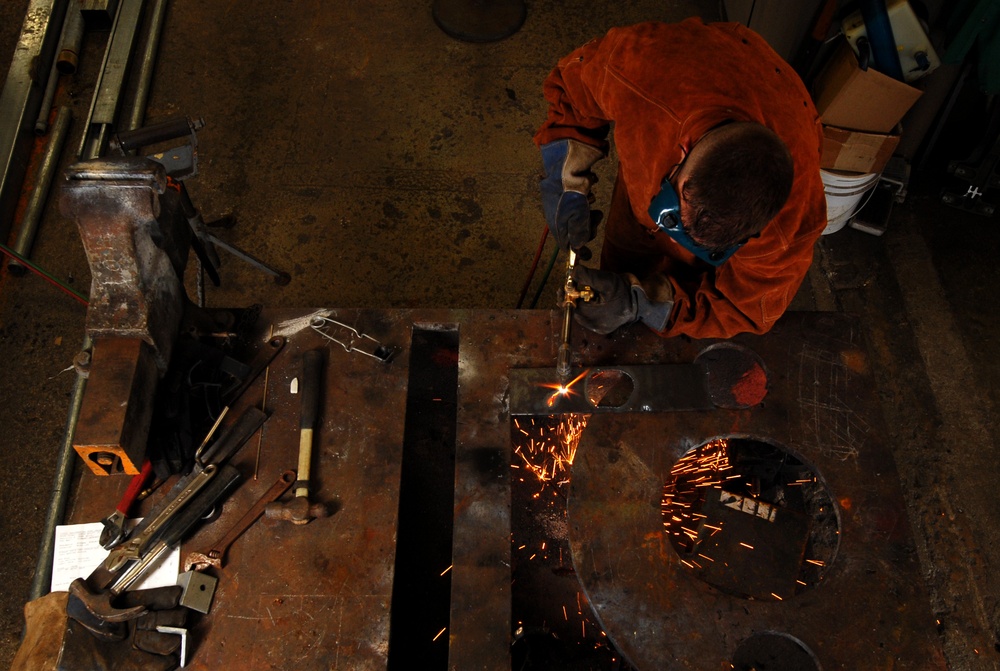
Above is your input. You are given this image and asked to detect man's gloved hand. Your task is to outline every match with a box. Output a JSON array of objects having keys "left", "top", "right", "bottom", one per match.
[
  {"left": 573, "top": 266, "right": 675, "bottom": 335},
  {"left": 11, "top": 591, "right": 68, "bottom": 671},
  {"left": 60, "top": 584, "right": 187, "bottom": 671},
  {"left": 539, "top": 139, "right": 605, "bottom": 250}
]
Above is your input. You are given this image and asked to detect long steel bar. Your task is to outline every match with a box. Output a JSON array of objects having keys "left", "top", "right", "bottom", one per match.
[
  {"left": 55, "top": 1, "right": 85, "bottom": 75},
  {"left": 0, "top": 0, "right": 70, "bottom": 241},
  {"left": 34, "top": 56, "right": 61, "bottom": 137},
  {"left": 32, "top": 9, "right": 68, "bottom": 136},
  {"left": 77, "top": 0, "right": 145, "bottom": 159},
  {"left": 9, "top": 106, "right": 73, "bottom": 275},
  {"left": 29, "top": 344, "right": 89, "bottom": 600},
  {"left": 206, "top": 232, "right": 292, "bottom": 283},
  {"left": 124, "top": 0, "right": 169, "bottom": 132},
  {"left": 508, "top": 364, "right": 713, "bottom": 415}
]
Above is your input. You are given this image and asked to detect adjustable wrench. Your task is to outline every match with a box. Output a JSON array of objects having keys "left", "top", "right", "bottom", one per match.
[
  {"left": 104, "top": 464, "right": 218, "bottom": 572},
  {"left": 71, "top": 463, "right": 242, "bottom": 627},
  {"left": 183, "top": 469, "right": 295, "bottom": 571}
]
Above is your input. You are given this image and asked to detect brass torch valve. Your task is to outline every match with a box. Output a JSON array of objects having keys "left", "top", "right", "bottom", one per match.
[{"left": 557, "top": 249, "right": 593, "bottom": 383}]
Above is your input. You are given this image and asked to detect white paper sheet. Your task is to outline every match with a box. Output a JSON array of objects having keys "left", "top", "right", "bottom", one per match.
[{"left": 51, "top": 522, "right": 180, "bottom": 593}]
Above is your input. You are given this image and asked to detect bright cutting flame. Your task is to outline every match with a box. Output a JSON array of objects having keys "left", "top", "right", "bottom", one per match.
[{"left": 539, "top": 369, "right": 590, "bottom": 407}]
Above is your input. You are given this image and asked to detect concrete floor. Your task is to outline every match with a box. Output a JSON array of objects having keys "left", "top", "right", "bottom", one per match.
[{"left": 1, "top": 1, "right": 999, "bottom": 669}]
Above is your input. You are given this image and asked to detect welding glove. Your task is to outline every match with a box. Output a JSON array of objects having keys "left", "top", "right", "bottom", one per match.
[
  {"left": 59, "top": 584, "right": 187, "bottom": 671},
  {"left": 573, "top": 266, "right": 675, "bottom": 335},
  {"left": 539, "top": 139, "right": 605, "bottom": 250},
  {"left": 11, "top": 591, "right": 68, "bottom": 671}
]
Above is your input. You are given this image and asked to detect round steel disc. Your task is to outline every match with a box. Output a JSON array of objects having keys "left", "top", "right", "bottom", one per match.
[{"left": 432, "top": 0, "right": 526, "bottom": 43}]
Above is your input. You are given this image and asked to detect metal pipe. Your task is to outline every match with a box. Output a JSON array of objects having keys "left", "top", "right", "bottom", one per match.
[
  {"left": 29, "top": 352, "right": 89, "bottom": 600},
  {"left": 76, "top": 0, "right": 145, "bottom": 159},
  {"left": 34, "top": 44, "right": 62, "bottom": 136},
  {"left": 35, "top": 7, "right": 74, "bottom": 136},
  {"left": 10, "top": 106, "right": 73, "bottom": 275},
  {"left": 0, "top": 0, "right": 70, "bottom": 241},
  {"left": 125, "top": 0, "right": 169, "bottom": 133},
  {"left": 56, "top": 1, "right": 85, "bottom": 75}
]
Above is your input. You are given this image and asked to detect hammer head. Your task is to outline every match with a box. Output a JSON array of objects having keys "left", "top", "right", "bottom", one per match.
[
  {"left": 68, "top": 578, "right": 146, "bottom": 625},
  {"left": 264, "top": 496, "right": 328, "bottom": 525}
]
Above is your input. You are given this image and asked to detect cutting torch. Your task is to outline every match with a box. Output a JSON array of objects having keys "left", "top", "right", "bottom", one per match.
[{"left": 556, "top": 249, "right": 593, "bottom": 384}]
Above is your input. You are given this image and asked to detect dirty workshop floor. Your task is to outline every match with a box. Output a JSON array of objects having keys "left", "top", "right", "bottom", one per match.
[{"left": 1, "top": 1, "right": 999, "bottom": 669}]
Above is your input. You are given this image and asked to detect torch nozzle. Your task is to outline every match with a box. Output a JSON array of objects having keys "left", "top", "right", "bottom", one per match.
[{"left": 557, "top": 342, "right": 572, "bottom": 383}]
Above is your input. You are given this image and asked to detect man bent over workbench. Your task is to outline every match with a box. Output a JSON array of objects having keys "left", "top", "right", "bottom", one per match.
[{"left": 536, "top": 17, "right": 827, "bottom": 339}]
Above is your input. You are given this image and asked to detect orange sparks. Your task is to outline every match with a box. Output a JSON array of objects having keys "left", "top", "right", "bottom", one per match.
[
  {"left": 433, "top": 627, "right": 447, "bottom": 642},
  {"left": 509, "top": 415, "right": 588, "bottom": 485}
]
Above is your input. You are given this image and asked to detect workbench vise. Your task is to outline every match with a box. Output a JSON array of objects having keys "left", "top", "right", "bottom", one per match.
[{"left": 61, "top": 157, "right": 191, "bottom": 476}]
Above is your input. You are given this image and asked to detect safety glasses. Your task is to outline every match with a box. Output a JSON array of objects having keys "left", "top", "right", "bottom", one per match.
[{"left": 647, "top": 178, "right": 745, "bottom": 267}]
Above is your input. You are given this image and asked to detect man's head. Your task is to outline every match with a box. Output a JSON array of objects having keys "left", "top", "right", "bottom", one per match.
[{"left": 673, "top": 122, "right": 794, "bottom": 251}]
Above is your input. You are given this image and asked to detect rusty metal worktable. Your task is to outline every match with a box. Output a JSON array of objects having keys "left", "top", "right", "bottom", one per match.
[{"left": 60, "top": 309, "right": 944, "bottom": 670}]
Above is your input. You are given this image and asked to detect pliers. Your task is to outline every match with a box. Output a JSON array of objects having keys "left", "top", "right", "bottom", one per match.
[{"left": 98, "top": 459, "right": 154, "bottom": 549}]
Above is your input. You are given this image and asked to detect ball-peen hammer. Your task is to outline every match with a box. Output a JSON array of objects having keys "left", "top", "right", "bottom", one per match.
[{"left": 265, "top": 349, "right": 328, "bottom": 524}]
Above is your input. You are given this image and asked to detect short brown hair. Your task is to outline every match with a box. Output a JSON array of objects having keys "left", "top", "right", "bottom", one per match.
[{"left": 682, "top": 123, "right": 794, "bottom": 250}]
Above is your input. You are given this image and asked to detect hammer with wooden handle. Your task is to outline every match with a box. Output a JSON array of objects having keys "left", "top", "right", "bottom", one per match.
[{"left": 266, "top": 349, "right": 328, "bottom": 525}]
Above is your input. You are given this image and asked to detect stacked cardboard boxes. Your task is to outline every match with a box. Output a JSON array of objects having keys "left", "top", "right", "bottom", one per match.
[{"left": 812, "top": 40, "right": 923, "bottom": 174}]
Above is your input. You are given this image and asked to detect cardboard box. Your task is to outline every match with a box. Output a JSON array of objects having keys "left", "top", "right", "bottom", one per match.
[
  {"left": 821, "top": 125, "right": 900, "bottom": 174},
  {"left": 812, "top": 40, "right": 922, "bottom": 133}
]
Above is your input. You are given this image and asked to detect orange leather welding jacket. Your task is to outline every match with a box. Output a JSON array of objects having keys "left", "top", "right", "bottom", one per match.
[{"left": 534, "top": 18, "right": 827, "bottom": 339}]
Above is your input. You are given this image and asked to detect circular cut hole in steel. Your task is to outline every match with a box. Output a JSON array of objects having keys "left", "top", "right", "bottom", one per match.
[
  {"left": 697, "top": 343, "right": 769, "bottom": 409},
  {"left": 731, "top": 632, "right": 822, "bottom": 671},
  {"left": 585, "top": 369, "right": 635, "bottom": 408},
  {"left": 661, "top": 437, "right": 839, "bottom": 600}
]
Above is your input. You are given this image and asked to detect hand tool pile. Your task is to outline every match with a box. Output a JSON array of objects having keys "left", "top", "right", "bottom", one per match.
[
  {"left": 15, "top": 337, "right": 338, "bottom": 671},
  {"left": 63, "top": 404, "right": 266, "bottom": 668}
]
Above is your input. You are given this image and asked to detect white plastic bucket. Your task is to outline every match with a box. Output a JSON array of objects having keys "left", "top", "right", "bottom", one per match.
[{"left": 821, "top": 169, "right": 879, "bottom": 235}]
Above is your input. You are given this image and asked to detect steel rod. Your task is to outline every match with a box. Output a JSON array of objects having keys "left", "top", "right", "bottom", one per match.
[
  {"left": 56, "top": 1, "right": 85, "bottom": 75},
  {"left": 34, "top": 56, "right": 61, "bottom": 136},
  {"left": 125, "top": 0, "right": 169, "bottom": 133},
  {"left": 0, "top": 0, "right": 70, "bottom": 241},
  {"left": 206, "top": 233, "right": 291, "bottom": 283},
  {"left": 10, "top": 106, "right": 73, "bottom": 275},
  {"left": 29, "top": 350, "right": 89, "bottom": 600},
  {"left": 77, "top": 0, "right": 145, "bottom": 159}
]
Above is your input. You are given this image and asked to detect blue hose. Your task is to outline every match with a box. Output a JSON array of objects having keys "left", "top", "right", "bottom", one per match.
[{"left": 859, "top": 0, "right": 905, "bottom": 81}]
